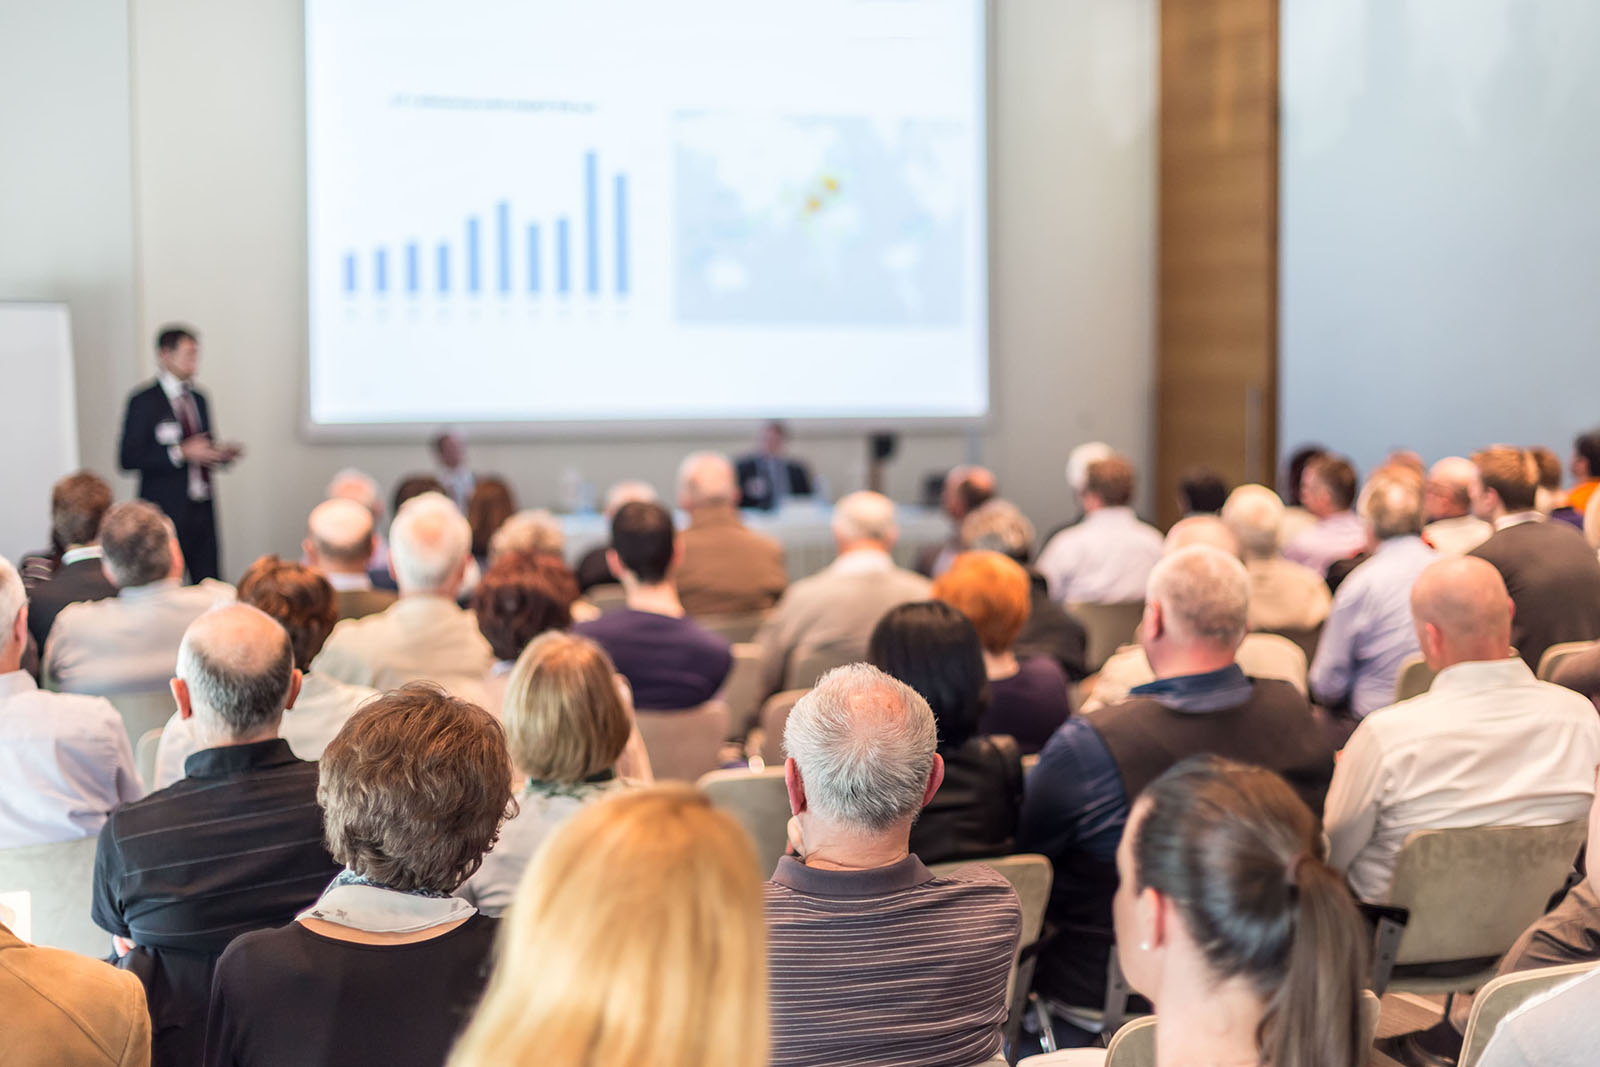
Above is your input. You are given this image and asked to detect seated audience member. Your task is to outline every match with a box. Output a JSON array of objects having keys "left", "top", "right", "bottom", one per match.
[
  {"left": 917, "top": 464, "right": 996, "bottom": 578},
  {"left": 1036, "top": 452, "right": 1164, "bottom": 605},
  {"left": 451, "top": 786, "right": 767, "bottom": 1067},
  {"left": 960, "top": 499, "right": 1089, "bottom": 679},
  {"left": 1477, "top": 965, "right": 1600, "bottom": 1067},
  {"left": 459, "top": 632, "right": 633, "bottom": 916},
  {"left": 43, "top": 501, "right": 233, "bottom": 695},
  {"left": 674, "top": 451, "right": 787, "bottom": 616},
  {"left": 465, "top": 476, "right": 516, "bottom": 569},
  {"left": 572, "top": 502, "right": 731, "bottom": 710},
  {"left": 94, "top": 605, "right": 340, "bottom": 1067},
  {"left": 1423, "top": 456, "right": 1494, "bottom": 555},
  {"left": 574, "top": 479, "right": 658, "bottom": 592},
  {"left": 472, "top": 552, "right": 577, "bottom": 714},
  {"left": 752, "top": 491, "right": 931, "bottom": 696},
  {"left": 303, "top": 497, "right": 396, "bottom": 621},
  {"left": 735, "top": 418, "right": 814, "bottom": 511},
  {"left": 0, "top": 918, "right": 151, "bottom": 1067},
  {"left": 932, "top": 550, "right": 1073, "bottom": 754},
  {"left": 370, "top": 474, "right": 449, "bottom": 591},
  {"left": 326, "top": 467, "right": 391, "bottom": 576},
  {"left": 1116, "top": 757, "right": 1369, "bottom": 1067},
  {"left": 0, "top": 556, "right": 140, "bottom": 848},
  {"left": 1552, "top": 642, "right": 1600, "bottom": 709},
  {"left": 1532, "top": 444, "right": 1566, "bottom": 516},
  {"left": 1283, "top": 453, "right": 1366, "bottom": 576},
  {"left": 22, "top": 471, "right": 117, "bottom": 649},
  {"left": 1177, "top": 466, "right": 1229, "bottom": 517},
  {"left": 313, "top": 492, "right": 493, "bottom": 703},
  {"left": 1277, "top": 443, "right": 1328, "bottom": 547},
  {"left": 1553, "top": 427, "right": 1600, "bottom": 530},
  {"left": 772, "top": 665, "right": 1021, "bottom": 1066},
  {"left": 869, "top": 602, "right": 1023, "bottom": 863},
  {"left": 1492, "top": 767, "right": 1600, "bottom": 976},
  {"left": 1018, "top": 545, "right": 1334, "bottom": 1011},
  {"left": 1221, "top": 483, "right": 1332, "bottom": 633},
  {"left": 154, "top": 557, "right": 377, "bottom": 787},
  {"left": 204, "top": 686, "right": 512, "bottom": 1067},
  {"left": 1470, "top": 445, "right": 1600, "bottom": 670},
  {"left": 485, "top": 508, "right": 565, "bottom": 565},
  {"left": 1324, "top": 557, "right": 1600, "bottom": 902},
  {"left": 1308, "top": 466, "right": 1437, "bottom": 718}
]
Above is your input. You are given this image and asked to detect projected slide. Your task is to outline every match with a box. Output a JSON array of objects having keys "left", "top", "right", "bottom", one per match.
[{"left": 305, "top": 0, "right": 987, "bottom": 427}]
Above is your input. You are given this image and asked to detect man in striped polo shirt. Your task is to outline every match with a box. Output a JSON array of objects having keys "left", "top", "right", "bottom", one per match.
[{"left": 768, "top": 663, "right": 1021, "bottom": 1067}]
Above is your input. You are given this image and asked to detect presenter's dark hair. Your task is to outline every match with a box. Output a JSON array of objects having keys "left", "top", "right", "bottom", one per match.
[
  {"left": 867, "top": 600, "right": 989, "bottom": 749},
  {"left": 155, "top": 325, "right": 197, "bottom": 351},
  {"left": 1131, "top": 756, "right": 1368, "bottom": 1067},
  {"left": 1577, "top": 428, "right": 1600, "bottom": 474},
  {"left": 1179, "top": 467, "right": 1230, "bottom": 515},
  {"left": 610, "top": 501, "right": 675, "bottom": 584}
]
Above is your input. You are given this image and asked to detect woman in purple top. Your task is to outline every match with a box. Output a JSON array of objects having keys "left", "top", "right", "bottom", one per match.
[{"left": 934, "top": 551, "right": 1074, "bottom": 754}]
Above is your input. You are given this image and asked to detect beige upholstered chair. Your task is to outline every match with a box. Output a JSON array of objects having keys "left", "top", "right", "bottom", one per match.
[
  {"left": 1393, "top": 656, "right": 1437, "bottom": 702},
  {"left": 135, "top": 727, "right": 163, "bottom": 791},
  {"left": 716, "top": 643, "right": 766, "bottom": 741},
  {"left": 785, "top": 645, "right": 856, "bottom": 691},
  {"left": 104, "top": 689, "right": 176, "bottom": 750},
  {"left": 1067, "top": 602, "right": 1145, "bottom": 674},
  {"left": 632, "top": 701, "right": 728, "bottom": 782},
  {"left": 1537, "top": 640, "right": 1597, "bottom": 682},
  {"left": 1459, "top": 962, "right": 1598, "bottom": 1067},
  {"left": 0, "top": 836, "right": 105, "bottom": 957},
  {"left": 1235, "top": 632, "right": 1309, "bottom": 695},
  {"left": 699, "top": 767, "right": 790, "bottom": 878},
  {"left": 695, "top": 610, "right": 770, "bottom": 645},
  {"left": 585, "top": 584, "right": 628, "bottom": 616},
  {"left": 757, "top": 689, "right": 811, "bottom": 765}
]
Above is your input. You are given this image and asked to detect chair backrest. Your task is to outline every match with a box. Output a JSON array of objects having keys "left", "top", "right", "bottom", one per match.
[
  {"left": 1459, "top": 961, "right": 1598, "bottom": 1067},
  {"left": 1236, "top": 632, "right": 1309, "bottom": 695},
  {"left": 0, "top": 836, "right": 104, "bottom": 957},
  {"left": 1068, "top": 602, "right": 1146, "bottom": 674},
  {"left": 103, "top": 689, "right": 176, "bottom": 750},
  {"left": 758, "top": 689, "right": 810, "bottom": 766},
  {"left": 1393, "top": 656, "right": 1437, "bottom": 702},
  {"left": 1360, "top": 988, "right": 1381, "bottom": 1049},
  {"left": 632, "top": 701, "right": 729, "bottom": 782},
  {"left": 717, "top": 643, "right": 766, "bottom": 741},
  {"left": 586, "top": 584, "right": 629, "bottom": 616},
  {"left": 786, "top": 645, "right": 857, "bottom": 691},
  {"left": 696, "top": 610, "right": 770, "bottom": 645},
  {"left": 1268, "top": 624, "right": 1323, "bottom": 666},
  {"left": 699, "top": 767, "right": 790, "bottom": 878},
  {"left": 929, "top": 854, "right": 1054, "bottom": 1041},
  {"left": 1388, "top": 821, "right": 1587, "bottom": 965},
  {"left": 1537, "top": 640, "right": 1598, "bottom": 682},
  {"left": 135, "top": 727, "right": 163, "bottom": 791}
]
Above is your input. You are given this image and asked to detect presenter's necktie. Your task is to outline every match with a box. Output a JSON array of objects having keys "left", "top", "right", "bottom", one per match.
[{"left": 175, "top": 385, "right": 212, "bottom": 497}]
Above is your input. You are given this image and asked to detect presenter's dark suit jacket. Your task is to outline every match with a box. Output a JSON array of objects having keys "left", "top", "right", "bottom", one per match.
[
  {"left": 734, "top": 454, "right": 813, "bottom": 511},
  {"left": 118, "top": 381, "right": 221, "bottom": 582}
]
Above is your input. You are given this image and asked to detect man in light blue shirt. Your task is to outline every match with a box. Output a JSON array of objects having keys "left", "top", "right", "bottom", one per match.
[{"left": 1309, "top": 466, "right": 1438, "bottom": 717}]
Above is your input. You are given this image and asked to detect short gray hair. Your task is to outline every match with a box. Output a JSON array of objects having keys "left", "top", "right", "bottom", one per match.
[
  {"left": 1220, "top": 484, "right": 1285, "bottom": 559},
  {"left": 0, "top": 556, "right": 24, "bottom": 637},
  {"left": 100, "top": 501, "right": 175, "bottom": 588},
  {"left": 1360, "top": 467, "right": 1426, "bottom": 540},
  {"left": 783, "top": 663, "right": 937, "bottom": 830},
  {"left": 326, "top": 467, "right": 382, "bottom": 517},
  {"left": 177, "top": 604, "right": 295, "bottom": 737},
  {"left": 1146, "top": 545, "right": 1249, "bottom": 651},
  {"left": 677, "top": 452, "right": 738, "bottom": 509},
  {"left": 488, "top": 509, "right": 565, "bottom": 563},
  {"left": 832, "top": 491, "right": 897, "bottom": 545},
  {"left": 390, "top": 492, "right": 471, "bottom": 593},
  {"left": 960, "top": 499, "right": 1036, "bottom": 563}
]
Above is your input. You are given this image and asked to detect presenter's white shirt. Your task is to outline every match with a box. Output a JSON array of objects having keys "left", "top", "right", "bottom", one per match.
[
  {"left": 1325, "top": 657, "right": 1600, "bottom": 903},
  {"left": 1035, "top": 507, "right": 1164, "bottom": 605}
]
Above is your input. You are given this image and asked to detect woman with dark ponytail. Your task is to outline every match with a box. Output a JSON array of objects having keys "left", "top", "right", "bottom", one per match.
[{"left": 1112, "top": 755, "right": 1369, "bottom": 1067}]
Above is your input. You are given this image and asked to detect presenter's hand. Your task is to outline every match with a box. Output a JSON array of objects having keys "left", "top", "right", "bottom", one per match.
[
  {"left": 213, "top": 441, "right": 244, "bottom": 465},
  {"left": 179, "top": 434, "right": 217, "bottom": 463}
]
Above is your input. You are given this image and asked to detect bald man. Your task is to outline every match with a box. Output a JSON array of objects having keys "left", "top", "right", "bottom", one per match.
[
  {"left": 1323, "top": 556, "right": 1600, "bottom": 903},
  {"left": 1423, "top": 456, "right": 1493, "bottom": 555},
  {"left": 92, "top": 604, "right": 339, "bottom": 1067},
  {"left": 916, "top": 464, "right": 997, "bottom": 578},
  {"left": 304, "top": 497, "right": 396, "bottom": 620},
  {"left": 674, "top": 451, "right": 787, "bottom": 617}
]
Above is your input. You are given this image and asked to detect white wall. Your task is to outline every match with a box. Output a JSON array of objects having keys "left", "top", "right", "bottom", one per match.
[
  {"left": 5, "top": 0, "right": 1156, "bottom": 577},
  {"left": 1280, "top": 0, "right": 1600, "bottom": 478}
]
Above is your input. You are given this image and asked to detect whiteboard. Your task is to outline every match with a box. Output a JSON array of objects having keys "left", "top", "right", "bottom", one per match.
[{"left": 0, "top": 303, "right": 79, "bottom": 564}]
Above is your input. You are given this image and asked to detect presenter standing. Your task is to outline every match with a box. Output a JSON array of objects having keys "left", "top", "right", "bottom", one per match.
[{"left": 117, "top": 326, "right": 241, "bottom": 582}]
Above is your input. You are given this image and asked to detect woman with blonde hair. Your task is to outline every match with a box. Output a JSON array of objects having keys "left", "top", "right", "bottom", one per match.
[{"left": 449, "top": 786, "right": 768, "bottom": 1067}]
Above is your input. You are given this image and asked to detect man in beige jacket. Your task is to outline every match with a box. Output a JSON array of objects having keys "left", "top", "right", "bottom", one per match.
[{"left": 0, "top": 920, "right": 150, "bottom": 1065}]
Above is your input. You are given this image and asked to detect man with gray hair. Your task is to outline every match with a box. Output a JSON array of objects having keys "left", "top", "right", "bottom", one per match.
[
  {"left": 1221, "top": 483, "right": 1331, "bottom": 633},
  {"left": 304, "top": 497, "right": 396, "bottom": 621},
  {"left": 674, "top": 451, "right": 787, "bottom": 617},
  {"left": 312, "top": 491, "right": 492, "bottom": 702},
  {"left": 92, "top": 604, "right": 339, "bottom": 1067},
  {"left": 767, "top": 663, "right": 1021, "bottom": 1067},
  {"left": 961, "top": 499, "right": 1088, "bottom": 679},
  {"left": 1018, "top": 545, "right": 1333, "bottom": 1019},
  {"left": 752, "top": 491, "right": 931, "bottom": 697},
  {"left": 43, "top": 500, "right": 234, "bottom": 695}
]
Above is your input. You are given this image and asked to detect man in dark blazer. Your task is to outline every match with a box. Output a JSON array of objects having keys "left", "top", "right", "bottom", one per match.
[
  {"left": 117, "top": 326, "right": 239, "bottom": 582},
  {"left": 735, "top": 420, "right": 814, "bottom": 511},
  {"left": 22, "top": 472, "right": 117, "bottom": 650}
]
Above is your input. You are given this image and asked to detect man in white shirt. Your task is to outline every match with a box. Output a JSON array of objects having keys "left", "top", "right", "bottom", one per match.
[
  {"left": 0, "top": 556, "right": 141, "bottom": 848},
  {"left": 1324, "top": 555, "right": 1600, "bottom": 903},
  {"left": 304, "top": 497, "right": 396, "bottom": 621},
  {"left": 1035, "top": 452, "right": 1164, "bottom": 605},
  {"left": 42, "top": 501, "right": 234, "bottom": 695},
  {"left": 1423, "top": 456, "right": 1494, "bottom": 555},
  {"left": 1221, "top": 484, "right": 1332, "bottom": 633},
  {"left": 311, "top": 491, "right": 493, "bottom": 704}
]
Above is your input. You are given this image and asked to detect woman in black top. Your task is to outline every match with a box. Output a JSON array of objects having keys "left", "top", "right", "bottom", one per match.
[
  {"left": 868, "top": 601, "right": 1024, "bottom": 864},
  {"left": 204, "top": 685, "right": 516, "bottom": 1067}
]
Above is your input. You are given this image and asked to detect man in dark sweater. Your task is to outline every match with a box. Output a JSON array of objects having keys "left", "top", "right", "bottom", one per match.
[
  {"left": 1017, "top": 544, "right": 1335, "bottom": 1018},
  {"left": 20, "top": 471, "right": 117, "bottom": 649},
  {"left": 1468, "top": 445, "right": 1600, "bottom": 670}
]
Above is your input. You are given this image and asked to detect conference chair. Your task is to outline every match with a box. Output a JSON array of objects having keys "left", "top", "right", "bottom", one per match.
[
  {"left": 758, "top": 689, "right": 811, "bottom": 765},
  {"left": 1022, "top": 753, "right": 1040, "bottom": 776},
  {"left": 695, "top": 610, "right": 770, "bottom": 645},
  {"left": 100, "top": 688, "right": 176, "bottom": 751},
  {"left": 1067, "top": 602, "right": 1145, "bottom": 674},
  {"left": 1267, "top": 624, "right": 1322, "bottom": 666},
  {"left": 1537, "top": 640, "right": 1597, "bottom": 682},
  {"left": 699, "top": 767, "right": 790, "bottom": 878},
  {"left": 1368, "top": 821, "right": 1587, "bottom": 1010},
  {"left": 1235, "top": 632, "right": 1308, "bottom": 695},
  {"left": 785, "top": 645, "right": 856, "bottom": 691},
  {"left": 135, "top": 727, "right": 163, "bottom": 791},
  {"left": 585, "top": 584, "right": 628, "bottom": 616},
  {"left": 0, "top": 835, "right": 104, "bottom": 957},
  {"left": 1393, "top": 656, "right": 1437, "bottom": 703},
  {"left": 716, "top": 643, "right": 765, "bottom": 741},
  {"left": 632, "top": 700, "right": 729, "bottom": 782},
  {"left": 1458, "top": 961, "right": 1598, "bottom": 1067}
]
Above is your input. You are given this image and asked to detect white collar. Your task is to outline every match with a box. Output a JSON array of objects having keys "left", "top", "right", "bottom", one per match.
[
  {"left": 118, "top": 577, "right": 182, "bottom": 600},
  {"left": 157, "top": 369, "right": 190, "bottom": 400},
  {"left": 0, "top": 670, "right": 39, "bottom": 700},
  {"left": 324, "top": 571, "right": 373, "bottom": 592},
  {"left": 60, "top": 545, "right": 104, "bottom": 566},
  {"left": 1495, "top": 511, "right": 1544, "bottom": 531}
]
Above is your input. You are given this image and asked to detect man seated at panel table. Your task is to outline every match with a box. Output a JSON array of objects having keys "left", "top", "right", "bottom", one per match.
[
  {"left": 735, "top": 419, "right": 814, "bottom": 512},
  {"left": 20, "top": 471, "right": 117, "bottom": 650},
  {"left": 1035, "top": 452, "right": 1164, "bottom": 607},
  {"left": 674, "top": 451, "right": 787, "bottom": 618}
]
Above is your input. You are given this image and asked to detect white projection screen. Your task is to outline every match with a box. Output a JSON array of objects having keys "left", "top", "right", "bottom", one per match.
[{"left": 304, "top": 0, "right": 989, "bottom": 433}]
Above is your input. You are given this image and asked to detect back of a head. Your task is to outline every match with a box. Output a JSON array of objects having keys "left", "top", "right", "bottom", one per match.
[
  {"left": 487, "top": 509, "right": 565, "bottom": 565},
  {"left": 831, "top": 490, "right": 897, "bottom": 546},
  {"left": 1409, "top": 556, "right": 1512, "bottom": 663},
  {"left": 1282, "top": 445, "right": 1327, "bottom": 507},
  {"left": 1305, "top": 455, "right": 1358, "bottom": 512},
  {"left": 1178, "top": 467, "right": 1229, "bottom": 515},
  {"left": 502, "top": 631, "right": 630, "bottom": 781},
  {"left": 1529, "top": 445, "right": 1563, "bottom": 492},
  {"left": 868, "top": 601, "right": 989, "bottom": 748},
  {"left": 177, "top": 604, "right": 295, "bottom": 739},
  {"left": 1163, "top": 515, "right": 1241, "bottom": 558},
  {"left": 238, "top": 556, "right": 338, "bottom": 671},
  {"left": 783, "top": 663, "right": 939, "bottom": 830},
  {"left": 472, "top": 553, "right": 579, "bottom": 662},
  {"left": 944, "top": 465, "right": 996, "bottom": 519},
  {"left": 1221, "top": 484, "right": 1285, "bottom": 560},
  {"left": 50, "top": 471, "right": 113, "bottom": 550},
  {"left": 602, "top": 479, "right": 659, "bottom": 520},
  {"left": 99, "top": 500, "right": 175, "bottom": 589},
  {"left": 1473, "top": 445, "right": 1540, "bottom": 513},
  {"left": 1425, "top": 457, "right": 1479, "bottom": 519},
  {"left": 1358, "top": 465, "right": 1425, "bottom": 540},
  {"left": 610, "top": 501, "right": 675, "bottom": 584},
  {"left": 307, "top": 497, "right": 376, "bottom": 568},
  {"left": 1576, "top": 428, "right": 1600, "bottom": 478},
  {"left": 389, "top": 492, "right": 472, "bottom": 595},
  {"left": 1146, "top": 545, "right": 1250, "bottom": 653},
  {"left": 326, "top": 468, "right": 382, "bottom": 519},
  {"left": 319, "top": 684, "right": 511, "bottom": 894},
  {"left": 1066, "top": 441, "right": 1114, "bottom": 496},
  {"left": 959, "top": 499, "right": 1036, "bottom": 564},
  {"left": 677, "top": 452, "right": 738, "bottom": 510},
  {"left": 392, "top": 473, "right": 447, "bottom": 517},
  {"left": 467, "top": 478, "right": 518, "bottom": 559},
  {"left": 449, "top": 785, "right": 767, "bottom": 1067},
  {"left": 1127, "top": 756, "right": 1367, "bottom": 1067},
  {"left": 1085, "top": 454, "right": 1136, "bottom": 507},
  {"left": 932, "top": 550, "right": 1032, "bottom": 656}
]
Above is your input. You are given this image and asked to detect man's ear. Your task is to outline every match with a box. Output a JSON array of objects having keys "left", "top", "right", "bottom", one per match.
[
  {"left": 12, "top": 603, "right": 29, "bottom": 651},
  {"left": 784, "top": 758, "right": 807, "bottom": 816},
  {"left": 172, "top": 677, "right": 193, "bottom": 721},
  {"left": 283, "top": 668, "right": 303, "bottom": 711},
  {"left": 920, "top": 752, "right": 946, "bottom": 808},
  {"left": 606, "top": 549, "right": 626, "bottom": 582},
  {"left": 302, "top": 537, "right": 319, "bottom": 567}
]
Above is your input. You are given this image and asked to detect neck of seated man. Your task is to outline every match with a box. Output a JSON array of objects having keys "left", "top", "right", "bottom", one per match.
[
  {"left": 1145, "top": 641, "right": 1239, "bottom": 683},
  {"left": 793, "top": 813, "right": 914, "bottom": 873},
  {"left": 623, "top": 577, "right": 684, "bottom": 618}
]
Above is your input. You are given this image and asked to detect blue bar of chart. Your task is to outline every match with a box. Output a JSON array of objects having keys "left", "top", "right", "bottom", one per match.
[{"left": 340, "top": 151, "right": 630, "bottom": 302}]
